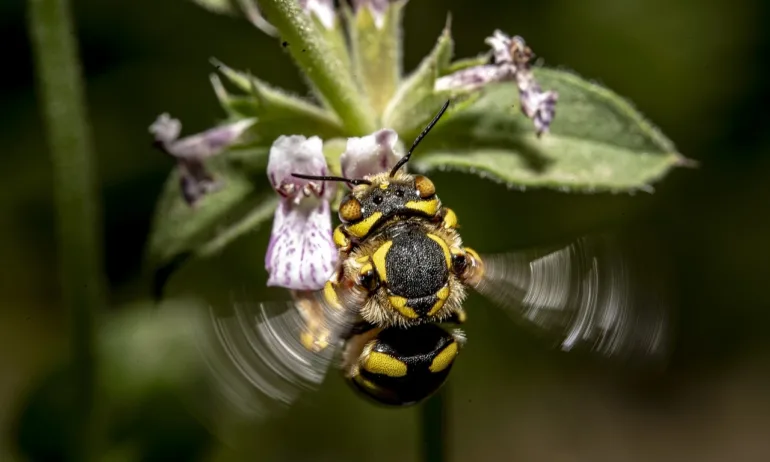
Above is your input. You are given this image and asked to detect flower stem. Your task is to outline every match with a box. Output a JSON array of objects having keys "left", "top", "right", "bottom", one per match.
[
  {"left": 257, "top": 0, "right": 378, "bottom": 135},
  {"left": 27, "top": 0, "right": 105, "bottom": 460},
  {"left": 421, "top": 386, "right": 448, "bottom": 462}
]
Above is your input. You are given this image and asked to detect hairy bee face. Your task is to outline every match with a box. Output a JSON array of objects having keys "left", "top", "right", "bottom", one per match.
[
  {"left": 348, "top": 323, "right": 465, "bottom": 406},
  {"left": 337, "top": 172, "right": 441, "bottom": 241}
]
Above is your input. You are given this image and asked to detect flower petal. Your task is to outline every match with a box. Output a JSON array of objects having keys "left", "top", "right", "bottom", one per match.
[
  {"left": 267, "top": 135, "right": 333, "bottom": 201},
  {"left": 149, "top": 113, "right": 182, "bottom": 145},
  {"left": 161, "top": 118, "right": 256, "bottom": 160},
  {"left": 434, "top": 64, "right": 512, "bottom": 93},
  {"left": 340, "top": 129, "right": 402, "bottom": 179},
  {"left": 265, "top": 134, "right": 339, "bottom": 290},
  {"left": 265, "top": 200, "right": 337, "bottom": 291}
]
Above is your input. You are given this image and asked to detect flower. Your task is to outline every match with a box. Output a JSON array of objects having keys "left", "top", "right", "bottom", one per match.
[
  {"left": 149, "top": 114, "right": 255, "bottom": 206},
  {"left": 340, "top": 129, "right": 402, "bottom": 179},
  {"left": 435, "top": 30, "right": 558, "bottom": 136},
  {"left": 265, "top": 135, "right": 338, "bottom": 290},
  {"left": 263, "top": 129, "right": 405, "bottom": 291}
]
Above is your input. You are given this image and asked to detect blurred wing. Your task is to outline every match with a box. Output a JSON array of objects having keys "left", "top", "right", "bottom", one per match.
[
  {"left": 472, "top": 233, "right": 670, "bottom": 361},
  {"left": 194, "top": 290, "right": 356, "bottom": 421}
]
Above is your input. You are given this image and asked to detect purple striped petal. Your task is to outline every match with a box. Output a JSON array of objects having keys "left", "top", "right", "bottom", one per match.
[
  {"left": 265, "top": 200, "right": 337, "bottom": 290},
  {"left": 265, "top": 135, "right": 338, "bottom": 290}
]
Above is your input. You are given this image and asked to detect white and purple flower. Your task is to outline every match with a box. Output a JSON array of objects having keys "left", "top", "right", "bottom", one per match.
[
  {"left": 263, "top": 129, "right": 403, "bottom": 290},
  {"left": 264, "top": 135, "right": 337, "bottom": 290},
  {"left": 436, "top": 30, "right": 558, "bottom": 136},
  {"left": 340, "top": 128, "right": 402, "bottom": 179}
]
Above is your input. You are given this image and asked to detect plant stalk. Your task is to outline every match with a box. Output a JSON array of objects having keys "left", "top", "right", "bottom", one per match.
[
  {"left": 256, "top": 0, "right": 378, "bottom": 135},
  {"left": 27, "top": 0, "right": 105, "bottom": 460},
  {"left": 421, "top": 386, "right": 448, "bottom": 462}
]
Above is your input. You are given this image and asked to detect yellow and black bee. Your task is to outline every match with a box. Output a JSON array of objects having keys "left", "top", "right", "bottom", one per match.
[{"left": 205, "top": 101, "right": 669, "bottom": 414}]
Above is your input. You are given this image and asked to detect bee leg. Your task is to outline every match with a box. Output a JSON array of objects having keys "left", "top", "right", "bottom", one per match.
[
  {"left": 341, "top": 326, "right": 382, "bottom": 377},
  {"left": 445, "top": 308, "right": 467, "bottom": 325},
  {"left": 341, "top": 320, "right": 378, "bottom": 341},
  {"left": 296, "top": 273, "right": 347, "bottom": 353},
  {"left": 457, "top": 246, "right": 485, "bottom": 287},
  {"left": 294, "top": 292, "right": 333, "bottom": 353},
  {"left": 333, "top": 225, "right": 353, "bottom": 253},
  {"left": 437, "top": 207, "right": 459, "bottom": 229}
]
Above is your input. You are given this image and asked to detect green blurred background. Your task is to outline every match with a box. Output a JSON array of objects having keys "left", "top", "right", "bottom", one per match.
[{"left": 3, "top": 0, "right": 770, "bottom": 460}]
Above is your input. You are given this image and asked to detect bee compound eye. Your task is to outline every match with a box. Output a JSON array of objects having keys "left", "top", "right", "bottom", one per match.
[
  {"left": 339, "top": 197, "right": 363, "bottom": 222},
  {"left": 414, "top": 175, "right": 436, "bottom": 199}
]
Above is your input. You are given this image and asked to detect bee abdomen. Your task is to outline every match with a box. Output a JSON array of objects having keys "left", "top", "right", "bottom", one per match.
[{"left": 349, "top": 323, "right": 461, "bottom": 406}]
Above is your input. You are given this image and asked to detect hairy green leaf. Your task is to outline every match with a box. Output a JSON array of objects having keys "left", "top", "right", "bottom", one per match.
[
  {"left": 196, "top": 195, "right": 278, "bottom": 258},
  {"left": 145, "top": 157, "right": 276, "bottom": 296},
  {"left": 382, "top": 16, "right": 455, "bottom": 135},
  {"left": 411, "top": 71, "right": 691, "bottom": 192},
  {"left": 211, "top": 62, "right": 346, "bottom": 145}
]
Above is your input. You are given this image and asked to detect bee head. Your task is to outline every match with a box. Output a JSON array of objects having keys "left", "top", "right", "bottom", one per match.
[{"left": 336, "top": 173, "right": 440, "bottom": 239}]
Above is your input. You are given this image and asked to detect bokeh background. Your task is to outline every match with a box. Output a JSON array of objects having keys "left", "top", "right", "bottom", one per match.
[{"left": 3, "top": 0, "right": 770, "bottom": 460}]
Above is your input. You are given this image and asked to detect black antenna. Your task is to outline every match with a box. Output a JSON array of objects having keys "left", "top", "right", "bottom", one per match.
[
  {"left": 291, "top": 173, "right": 372, "bottom": 186},
  {"left": 389, "top": 100, "right": 451, "bottom": 177}
]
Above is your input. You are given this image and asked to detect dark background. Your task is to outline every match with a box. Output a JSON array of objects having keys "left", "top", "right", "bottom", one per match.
[{"left": 3, "top": 0, "right": 770, "bottom": 460}]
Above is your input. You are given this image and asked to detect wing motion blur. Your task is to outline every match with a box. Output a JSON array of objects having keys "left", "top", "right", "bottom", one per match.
[
  {"left": 194, "top": 290, "right": 355, "bottom": 421},
  {"left": 471, "top": 233, "right": 670, "bottom": 361}
]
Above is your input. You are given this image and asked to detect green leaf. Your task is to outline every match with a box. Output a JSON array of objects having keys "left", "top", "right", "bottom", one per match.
[
  {"left": 345, "top": 0, "right": 406, "bottom": 115},
  {"left": 382, "top": 16, "right": 455, "bottom": 135},
  {"left": 144, "top": 157, "right": 276, "bottom": 295},
  {"left": 411, "top": 71, "right": 692, "bottom": 192},
  {"left": 211, "top": 62, "right": 346, "bottom": 145},
  {"left": 196, "top": 195, "right": 278, "bottom": 258}
]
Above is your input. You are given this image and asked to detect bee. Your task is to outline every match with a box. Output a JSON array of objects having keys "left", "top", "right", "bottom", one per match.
[{"left": 203, "top": 101, "right": 670, "bottom": 416}]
